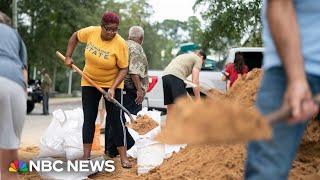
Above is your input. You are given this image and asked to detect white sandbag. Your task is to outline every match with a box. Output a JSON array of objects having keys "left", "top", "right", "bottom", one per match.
[
  {"left": 141, "top": 126, "right": 161, "bottom": 139},
  {"left": 127, "top": 128, "right": 140, "bottom": 158},
  {"left": 38, "top": 110, "right": 66, "bottom": 158},
  {"left": 64, "top": 130, "right": 83, "bottom": 160},
  {"left": 164, "top": 144, "right": 187, "bottom": 159},
  {"left": 136, "top": 138, "right": 164, "bottom": 175},
  {"left": 39, "top": 108, "right": 84, "bottom": 159},
  {"left": 127, "top": 111, "right": 161, "bottom": 158},
  {"left": 124, "top": 113, "right": 137, "bottom": 124}
]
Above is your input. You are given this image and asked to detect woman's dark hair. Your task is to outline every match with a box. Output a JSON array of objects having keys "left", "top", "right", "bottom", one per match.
[
  {"left": 234, "top": 52, "right": 245, "bottom": 73},
  {"left": 101, "top": 11, "right": 120, "bottom": 25},
  {"left": 198, "top": 49, "right": 207, "bottom": 61}
]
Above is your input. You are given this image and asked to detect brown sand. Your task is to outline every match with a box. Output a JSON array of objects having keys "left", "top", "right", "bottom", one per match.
[
  {"left": 19, "top": 68, "right": 320, "bottom": 179},
  {"left": 207, "top": 68, "right": 263, "bottom": 109},
  {"left": 144, "top": 144, "right": 246, "bottom": 180},
  {"left": 157, "top": 97, "right": 272, "bottom": 144},
  {"left": 226, "top": 68, "right": 263, "bottom": 108},
  {"left": 301, "top": 117, "right": 320, "bottom": 145},
  {"left": 19, "top": 141, "right": 320, "bottom": 180},
  {"left": 127, "top": 115, "right": 159, "bottom": 135},
  {"left": 157, "top": 69, "right": 272, "bottom": 145}
]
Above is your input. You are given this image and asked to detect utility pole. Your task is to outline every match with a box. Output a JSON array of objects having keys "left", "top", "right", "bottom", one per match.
[
  {"left": 68, "top": 70, "right": 73, "bottom": 95},
  {"left": 12, "top": 0, "right": 18, "bottom": 29}
]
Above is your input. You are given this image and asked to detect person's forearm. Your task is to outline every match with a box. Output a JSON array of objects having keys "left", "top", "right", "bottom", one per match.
[
  {"left": 22, "top": 68, "right": 28, "bottom": 88},
  {"left": 192, "top": 79, "right": 200, "bottom": 99},
  {"left": 65, "top": 32, "right": 79, "bottom": 58},
  {"left": 191, "top": 68, "right": 201, "bottom": 100},
  {"left": 267, "top": 0, "right": 306, "bottom": 83},
  {"left": 111, "top": 68, "right": 128, "bottom": 89},
  {"left": 131, "top": 74, "right": 142, "bottom": 91},
  {"left": 193, "top": 87, "right": 200, "bottom": 99}
]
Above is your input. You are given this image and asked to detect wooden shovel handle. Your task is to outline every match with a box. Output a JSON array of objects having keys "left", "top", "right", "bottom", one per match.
[
  {"left": 56, "top": 51, "right": 108, "bottom": 96},
  {"left": 267, "top": 95, "right": 320, "bottom": 124}
]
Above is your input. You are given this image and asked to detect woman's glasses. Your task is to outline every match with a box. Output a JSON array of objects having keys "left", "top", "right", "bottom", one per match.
[{"left": 101, "top": 24, "right": 120, "bottom": 33}]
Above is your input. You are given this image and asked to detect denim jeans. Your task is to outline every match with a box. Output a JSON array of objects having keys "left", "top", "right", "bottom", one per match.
[
  {"left": 42, "top": 92, "right": 49, "bottom": 115},
  {"left": 245, "top": 67, "right": 320, "bottom": 180}
]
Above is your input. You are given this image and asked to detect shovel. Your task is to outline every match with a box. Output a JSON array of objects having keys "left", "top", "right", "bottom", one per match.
[
  {"left": 56, "top": 51, "right": 136, "bottom": 123},
  {"left": 184, "top": 80, "right": 214, "bottom": 95},
  {"left": 157, "top": 81, "right": 320, "bottom": 145}
]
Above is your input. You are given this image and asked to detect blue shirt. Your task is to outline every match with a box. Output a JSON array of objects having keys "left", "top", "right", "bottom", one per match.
[
  {"left": 0, "top": 24, "right": 27, "bottom": 88},
  {"left": 262, "top": 0, "right": 320, "bottom": 76}
]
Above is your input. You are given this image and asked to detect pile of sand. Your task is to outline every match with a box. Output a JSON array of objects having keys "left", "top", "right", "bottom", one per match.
[
  {"left": 19, "top": 142, "right": 320, "bottom": 180},
  {"left": 145, "top": 144, "right": 245, "bottom": 180},
  {"left": 226, "top": 68, "right": 263, "bottom": 108},
  {"left": 19, "top": 68, "right": 320, "bottom": 179},
  {"left": 207, "top": 68, "right": 262, "bottom": 109},
  {"left": 127, "top": 115, "right": 158, "bottom": 135},
  {"left": 301, "top": 117, "right": 320, "bottom": 145},
  {"left": 157, "top": 68, "right": 271, "bottom": 145},
  {"left": 157, "top": 97, "right": 272, "bottom": 145}
]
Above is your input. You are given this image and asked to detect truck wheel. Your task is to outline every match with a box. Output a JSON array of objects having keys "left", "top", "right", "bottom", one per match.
[{"left": 27, "top": 100, "right": 35, "bottom": 114}]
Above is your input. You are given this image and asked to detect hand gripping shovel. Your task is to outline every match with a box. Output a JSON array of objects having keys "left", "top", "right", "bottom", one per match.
[{"left": 56, "top": 51, "right": 135, "bottom": 123}]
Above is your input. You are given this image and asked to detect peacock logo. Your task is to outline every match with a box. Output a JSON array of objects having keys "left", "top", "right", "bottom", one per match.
[{"left": 8, "top": 160, "right": 28, "bottom": 173}]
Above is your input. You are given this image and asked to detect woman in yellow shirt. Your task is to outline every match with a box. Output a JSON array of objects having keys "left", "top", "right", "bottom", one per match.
[{"left": 64, "top": 11, "right": 134, "bottom": 168}]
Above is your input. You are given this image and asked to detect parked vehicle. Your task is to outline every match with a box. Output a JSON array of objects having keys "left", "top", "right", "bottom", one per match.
[
  {"left": 143, "top": 47, "right": 264, "bottom": 112},
  {"left": 27, "top": 79, "right": 43, "bottom": 114}
]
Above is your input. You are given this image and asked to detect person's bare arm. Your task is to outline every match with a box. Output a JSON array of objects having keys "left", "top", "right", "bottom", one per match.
[
  {"left": 131, "top": 74, "right": 144, "bottom": 104},
  {"left": 267, "top": 0, "right": 318, "bottom": 122},
  {"left": 22, "top": 68, "right": 28, "bottom": 90},
  {"left": 107, "top": 68, "right": 128, "bottom": 100},
  {"left": 191, "top": 67, "right": 201, "bottom": 100},
  {"left": 65, "top": 32, "right": 79, "bottom": 67}
]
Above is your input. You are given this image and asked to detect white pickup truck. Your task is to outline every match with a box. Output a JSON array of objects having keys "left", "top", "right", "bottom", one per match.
[{"left": 143, "top": 47, "right": 264, "bottom": 112}]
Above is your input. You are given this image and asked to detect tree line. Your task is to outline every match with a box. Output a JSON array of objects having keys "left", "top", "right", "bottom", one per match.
[{"left": 1, "top": 0, "right": 262, "bottom": 93}]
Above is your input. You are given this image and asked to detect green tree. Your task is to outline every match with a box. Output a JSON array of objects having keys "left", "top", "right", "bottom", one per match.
[
  {"left": 157, "top": 19, "right": 187, "bottom": 43},
  {"left": 18, "top": 0, "right": 103, "bottom": 92},
  {"left": 186, "top": 16, "right": 203, "bottom": 45},
  {"left": 1, "top": 0, "right": 209, "bottom": 92},
  {"left": 0, "top": 0, "right": 12, "bottom": 17},
  {"left": 101, "top": 0, "right": 169, "bottom": 69},
  {"left": 194, "top": 0, "right": 262, "bottom": 52}
]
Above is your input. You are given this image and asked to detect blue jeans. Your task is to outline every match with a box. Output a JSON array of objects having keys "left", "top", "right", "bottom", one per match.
[
  {"left": 42, "top": 92, "right": 49, "bottom": 115},
  {"left": 245, "top": 67, "right": 320, "bottom": 180}
]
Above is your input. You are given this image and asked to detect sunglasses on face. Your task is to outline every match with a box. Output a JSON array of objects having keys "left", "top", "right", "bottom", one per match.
[{"left": 101, "top": 24, "right": 120, "bottom": 33}]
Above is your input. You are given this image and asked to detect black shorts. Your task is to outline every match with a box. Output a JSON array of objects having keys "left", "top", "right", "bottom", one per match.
[{"left": 162, "top": 74, "right": 187, "bottom": 105}]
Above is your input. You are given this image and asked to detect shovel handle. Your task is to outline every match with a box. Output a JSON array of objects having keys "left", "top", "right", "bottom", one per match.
[
  {"left": 56, "top": 51, "right": 107, "bottom": 95},
  {"left": 106, "top": 95, "right": 136, "bottom": 123},
  {"left": 267, "top": 95, "right": 320, "bottom": 124},
  {"left": 184, "top": 80, "right": 212, "bottom": 95},
  {"left": 56, "top": 51, "right": 135, "bottom": 122}
]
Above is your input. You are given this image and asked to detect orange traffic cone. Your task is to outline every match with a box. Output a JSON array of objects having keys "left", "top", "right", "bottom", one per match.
[{"left": 92, "top": 123, "right": 101, "bottom": 151}]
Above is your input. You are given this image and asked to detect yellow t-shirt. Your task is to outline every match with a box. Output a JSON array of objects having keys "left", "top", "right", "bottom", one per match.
[{"left": 77, "top": 26, "right": 128, "bottom": 89}]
